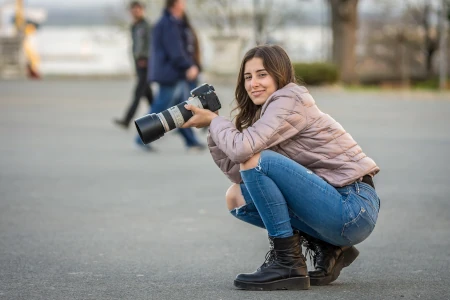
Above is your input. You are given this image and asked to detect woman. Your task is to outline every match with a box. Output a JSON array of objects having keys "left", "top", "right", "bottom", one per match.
[{"left": 182, "top": 45, "right": 380, "bottom": 291}]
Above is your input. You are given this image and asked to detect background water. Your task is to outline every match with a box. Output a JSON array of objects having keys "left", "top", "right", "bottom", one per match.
[{"left": 33, "top": 25, "right": 331, "bottom": 76}]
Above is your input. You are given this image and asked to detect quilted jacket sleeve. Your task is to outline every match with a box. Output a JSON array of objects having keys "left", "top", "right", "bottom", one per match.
[
  {"left": 209, "top": 90, "right": 308, "bottom": 164},
  {"left": 207, "top": 131, "right": 242, "bottom": 183}
]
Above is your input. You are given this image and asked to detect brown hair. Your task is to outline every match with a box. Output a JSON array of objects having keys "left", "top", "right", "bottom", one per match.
[
  {"left": 165, "top": 0, "right": 178, "bottom": 9},
  {"left": 233, "top": 45, "right": 297, "bottom": 131},
  {"left": 129, "top": 1, "right": 144, "bottom": 9},
  {"left": 183, "top": 14, "right": 201, "bottom": 70}
]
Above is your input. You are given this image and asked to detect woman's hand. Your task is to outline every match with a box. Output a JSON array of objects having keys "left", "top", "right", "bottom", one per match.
[{"left": 182, "top": 103, "right": 218, "bottom": 128}]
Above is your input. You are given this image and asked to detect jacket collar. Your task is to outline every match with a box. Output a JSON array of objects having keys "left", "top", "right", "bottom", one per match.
[
  {"left": 260, "top": 83, "right": 303, "bottom": 115},
  {"left": 164, "top": 9, "right": 182, "bottom": 23}
]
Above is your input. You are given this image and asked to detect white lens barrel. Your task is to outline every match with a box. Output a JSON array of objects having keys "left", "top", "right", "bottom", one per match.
[
  {"left": 154, "top": 96, "right": 205, "bottom": 131},
  {"left": 186, "top": 96, "right": 204, "bottom": 109},
  {"left": 156, "top": 113, "right": 170, "bottom": 132},
  {"left": 167, "top": 106, "right": 185, "bottom": 128}
]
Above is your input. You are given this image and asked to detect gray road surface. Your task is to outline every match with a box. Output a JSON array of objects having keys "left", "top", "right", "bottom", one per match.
[{"left": 1, "top": 79, "right": 450, "bottom": 300}]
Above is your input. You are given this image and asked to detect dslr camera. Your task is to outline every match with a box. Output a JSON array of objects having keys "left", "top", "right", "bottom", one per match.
[{"left": 135, "top": 83, "right": 221, "bottom": 144}]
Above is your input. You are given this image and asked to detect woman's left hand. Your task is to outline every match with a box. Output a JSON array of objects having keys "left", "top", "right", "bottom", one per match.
[{"left": 182, "top": 103, "right": 218, "bottom": 128}]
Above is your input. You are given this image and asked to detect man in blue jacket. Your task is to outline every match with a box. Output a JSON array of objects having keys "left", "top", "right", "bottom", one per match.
[{"left": 135, "top": 0, "right": 204, "bottom": 151}]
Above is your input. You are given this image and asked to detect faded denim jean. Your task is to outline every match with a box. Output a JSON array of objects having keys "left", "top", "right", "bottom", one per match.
[
  {"left": 233, "top": 150, "right": 380, "bottom": 246},
  {"left": 135, "top": 80, "right": 202, "bottom": 147}
]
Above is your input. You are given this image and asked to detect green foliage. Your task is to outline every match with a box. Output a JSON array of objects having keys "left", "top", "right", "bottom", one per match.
[
  {"left": 414, "top": 79, "right": 437, "bottom": 89},
  {"left": 448, "top": 0, "right": 450, "bottom": 20},
  {"left": 412, "top": 78, "right": 444, "bottom": 90},
  {"left": 292, "top": 62, "right": 339, "bottom": 85}
]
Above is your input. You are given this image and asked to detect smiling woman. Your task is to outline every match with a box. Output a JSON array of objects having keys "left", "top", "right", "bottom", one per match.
[
  {"left": 243, "top": 58, "right": 278, "bottom": 105},
  {"left": 233, "top": 45, "right": 297, "bottom": 131},
  {"left": 182, "top": 44, "right": 381, "bottom": 291}
]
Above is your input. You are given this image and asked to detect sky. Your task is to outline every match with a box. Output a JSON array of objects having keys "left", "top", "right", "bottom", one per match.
[
  {"left": 1, "top": 0, "right": 374, "bottom": 9},
  {"left": 13, "top": 0, "right": 118, "bottom": 6},
  {"left": 2, "top": 0, "right": 123, "bottom": 7},
  {"left": 0, "top": 0, "right": 442, "bottom": 12}
]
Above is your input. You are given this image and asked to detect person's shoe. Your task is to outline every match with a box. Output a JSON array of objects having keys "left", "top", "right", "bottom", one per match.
[
  {"left": 303, "top": 235, "right": 359, "bottom": 286},
  {"left": 234, "top": 233, "right": 310, "bottom": 291},
  {"left": 113, "top": 118, "right": 129, "bottom": 129},
  {"left": 186, "top": 143, "right": 206, "bottom": 153},
  {"left": 134, "top": 142, "right": 156, "bottom": 152}
]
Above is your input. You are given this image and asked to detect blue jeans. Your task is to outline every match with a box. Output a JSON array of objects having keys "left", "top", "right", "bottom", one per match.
[
  {"left": 233, "top": 150, "right": 380, "bottom": 246},
  {"left": 135, "top": 80, "right": 201, "bottom": 147}
]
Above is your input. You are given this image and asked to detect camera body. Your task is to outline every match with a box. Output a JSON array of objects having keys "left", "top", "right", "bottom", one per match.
[
  {"left": 190, "top": 83, "right": 221, "bottom": 112},
  {"left": 135, "top": 83, "right": 221, "bottom": 144}
]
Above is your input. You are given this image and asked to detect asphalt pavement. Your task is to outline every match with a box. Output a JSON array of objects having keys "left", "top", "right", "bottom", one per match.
[{"left": 0, "top": 79, "right": 449, "bottom": 300}]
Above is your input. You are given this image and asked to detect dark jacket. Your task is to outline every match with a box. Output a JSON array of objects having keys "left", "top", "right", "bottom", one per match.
[
  {"left": 131, "top": 18, "right": 150, "bottom": 60},
  {"left": 148, "top": 10, "right": 195, "bottom": 84}
]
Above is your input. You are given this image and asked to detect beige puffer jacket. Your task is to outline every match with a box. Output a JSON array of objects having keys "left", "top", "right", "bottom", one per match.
[{"left": 207, "top": 83, "right": 380, "bottom": 187}]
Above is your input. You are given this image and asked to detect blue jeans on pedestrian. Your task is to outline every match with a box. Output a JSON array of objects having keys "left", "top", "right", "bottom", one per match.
[
  {"left": 135, "top": 80, "right": 202, "bottom": 147},
  {"left": 232, "top": 150, "right": 380, "bottom": 246}
]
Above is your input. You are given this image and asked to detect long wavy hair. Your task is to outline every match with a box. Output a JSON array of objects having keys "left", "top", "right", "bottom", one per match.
[
  {"left": 183, "top": 14, "right": 202, "bottom": 70},
  {"left": 233, "top": 45, "right": 297, "bottom": 131}
]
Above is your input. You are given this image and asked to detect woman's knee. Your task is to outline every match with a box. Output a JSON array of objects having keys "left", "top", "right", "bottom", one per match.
[
  {"left": 240, "top": 152, "right": 261, "bottom": 171},
  {"left": 225, "top": 184, "right": 246, "bottom": 210}
]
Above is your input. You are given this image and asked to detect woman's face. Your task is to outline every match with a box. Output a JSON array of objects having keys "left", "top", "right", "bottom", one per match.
[
  {"left": 174, "top": 0, "right": 186, "bottom": 12},
  {"left": 244, "top": 57, "right": 277, "bottom": 106}
]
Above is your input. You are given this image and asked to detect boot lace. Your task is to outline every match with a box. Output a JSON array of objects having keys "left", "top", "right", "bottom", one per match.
[
  {"left": 303, "top": 237, "right": 319, "bottom": 266},
  {"left": 303, "top": 236, "right": 335, "bottom": 270},
  {"left": 259, "top": 238, "right": 276, "bottom": 270},
  {"left": 259, "top": 237, "right": 306, "bottom": 270}
]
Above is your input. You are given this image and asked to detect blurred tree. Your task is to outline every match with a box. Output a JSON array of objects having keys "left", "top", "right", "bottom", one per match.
[
  {"left": 357, "top": 0, "right": 450, "bottom": 86},
  {"left": 406, "top": 0, "right": 442, "bottom": 77},
  {"left": 191, "top": 0, "right": 242, "bottom": 36},
  {"left": 440, "top": 0, "right": 449, "bottom": 90},
  {"left": 253, "top": 0, "right": 310, "bottom": 45},
  {"left": 188, "top": 0, "right": 306, "bottom": 75},
  {"left": 192, "top": 0, "right": 305, "bottom": 44},
  {"left": 327, "top": 0, "right": 358, "bottom": 84},
  {"left": 253, "top": 0, "right": 270, "bottom": 45},
  {"left": 359, "top": 1, "right": 419, "bottom": 86},
  {"left": 361, "top": 25, "right": 423, "bottom": 87}
]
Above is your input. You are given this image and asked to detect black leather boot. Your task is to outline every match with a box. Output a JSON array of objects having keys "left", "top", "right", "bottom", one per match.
[
  {"left": 234, "top": 233, "right": 310, "bottom": 290},
  {"left": 303, "top": 236, "right": 359, "bottom": 286}
]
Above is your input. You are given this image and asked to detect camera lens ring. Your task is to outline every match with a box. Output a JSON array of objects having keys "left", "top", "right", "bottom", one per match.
[
  {"left": 156, "top": 113, "right": 170, "bottom": 132},
  {"left": 168, "top": 105, "right": 187, "bottom": 128}
]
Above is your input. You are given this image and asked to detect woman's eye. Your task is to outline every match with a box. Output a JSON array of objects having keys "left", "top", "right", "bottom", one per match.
[
  {"left": 259, "top": 73, "right": 267, "bottom": 77},
  {"left": 245, "top": 76, "right": 251, "bottom": 80}
]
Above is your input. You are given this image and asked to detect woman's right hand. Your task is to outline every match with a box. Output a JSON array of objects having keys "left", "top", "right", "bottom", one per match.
[{"left": 182, "top": 104, "right": 218, "bottom": 128}]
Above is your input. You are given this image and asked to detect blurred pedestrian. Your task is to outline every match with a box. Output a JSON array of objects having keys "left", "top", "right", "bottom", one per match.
[
  {"left": 114, "top": 1, "right": 153, "bottom": 130},
  {"left": 23, "top": 21, "right": 41, "bottom": 79},
  {"left": 182, "top": 45, "right": 380, "bottom": 290},
  {"left": 134, "top": 0, "right": 204, "bottom": 151}
]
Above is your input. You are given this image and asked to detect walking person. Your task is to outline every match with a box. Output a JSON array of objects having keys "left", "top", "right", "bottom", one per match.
[
  {"left": 114, "top": 1, "right": 153, "bottom": 129},
  {"left": 134, "top": 0, "right": 204, "bottom": 151},
  {"left": 182, "top": 45, "right": 381, "bottom": 290}
]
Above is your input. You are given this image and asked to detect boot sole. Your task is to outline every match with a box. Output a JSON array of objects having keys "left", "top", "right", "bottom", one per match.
[
  {"left": 309, "top": 246, "right": 360, "bottom": 286},
  {"left": 234, "top": 276, "right": 310, "bottom": 291}
]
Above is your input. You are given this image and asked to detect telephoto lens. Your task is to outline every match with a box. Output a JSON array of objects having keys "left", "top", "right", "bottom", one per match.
[{"left": 134, "top": 83, "right": 221, "bottom": 144}]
